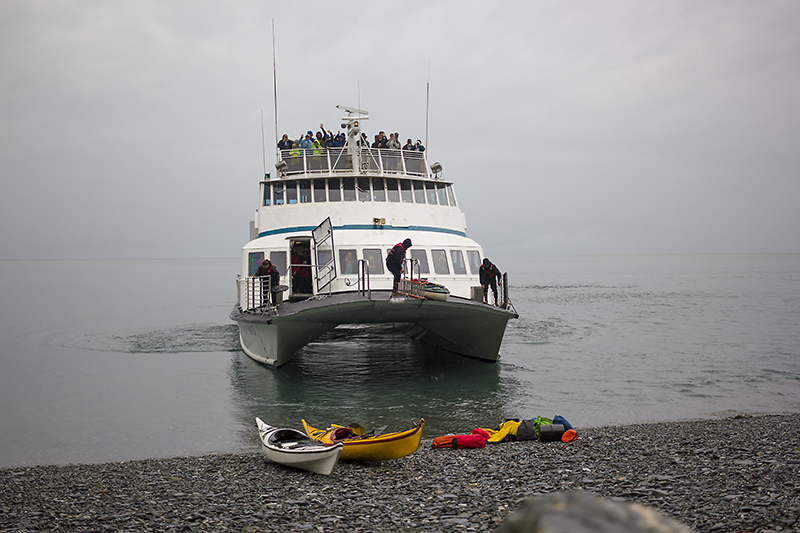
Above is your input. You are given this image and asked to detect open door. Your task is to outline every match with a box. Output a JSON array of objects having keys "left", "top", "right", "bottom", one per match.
[{"left": 312, "top": 217, "right": 336, "bottom": 291}]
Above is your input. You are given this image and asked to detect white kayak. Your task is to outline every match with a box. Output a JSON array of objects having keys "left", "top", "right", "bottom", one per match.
[{"left": 255, "top": 417, "right": 343, "bottom": 475}]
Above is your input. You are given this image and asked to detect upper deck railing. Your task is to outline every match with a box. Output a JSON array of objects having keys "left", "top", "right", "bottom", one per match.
[{"left": 276, "top": 148, "right": 431, "bottom": 179}]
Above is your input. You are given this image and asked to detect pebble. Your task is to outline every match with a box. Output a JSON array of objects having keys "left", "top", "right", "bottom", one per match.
[{"left": 0, "top": 413, "right": 798, "bottom": 532}]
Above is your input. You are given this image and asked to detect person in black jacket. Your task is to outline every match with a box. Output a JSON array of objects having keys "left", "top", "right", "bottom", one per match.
[
  {"left": 255, "top": 259, "right": 280, "bottom": 306},
  {"left": 479, "top": 258, "right": 502, "bottom": 306},
  {"left": 277, "top": 134, "right": 293, "bottom": 151},
  {"left": 385, "top": 238, "right": 412, "bottom": 295}
]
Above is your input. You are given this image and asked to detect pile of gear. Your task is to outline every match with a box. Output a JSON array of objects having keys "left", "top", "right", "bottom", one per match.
[{"left": 432, "top": 415, "right": 576, "bottom": 449}]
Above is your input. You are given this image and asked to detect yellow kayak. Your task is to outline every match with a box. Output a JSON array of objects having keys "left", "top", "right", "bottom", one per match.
[{"left": 301, "top": 419, "right": 424, "bottom": 461}]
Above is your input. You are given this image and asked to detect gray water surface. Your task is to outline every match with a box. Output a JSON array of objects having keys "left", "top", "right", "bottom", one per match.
[{"left": 1, "top": 254, "right": 798, "bottom": 467}]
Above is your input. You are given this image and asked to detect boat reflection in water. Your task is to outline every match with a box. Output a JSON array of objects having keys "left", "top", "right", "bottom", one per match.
[{"left": 229, "top": 324, "right": 519, "bottom": 445}]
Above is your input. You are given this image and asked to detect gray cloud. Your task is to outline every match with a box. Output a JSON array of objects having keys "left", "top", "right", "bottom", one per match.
[{"left": 2, "top": 0, "right": 799, "bottom": 260}]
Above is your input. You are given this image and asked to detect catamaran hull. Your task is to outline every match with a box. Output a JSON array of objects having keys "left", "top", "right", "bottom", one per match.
[{"left": 231, "top": 292, "right": 516, "bottom": 367}]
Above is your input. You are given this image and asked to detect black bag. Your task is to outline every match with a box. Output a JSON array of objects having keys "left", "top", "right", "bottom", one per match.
[{"left": 516, "top": 419, "right": 538, "bottom": 441}]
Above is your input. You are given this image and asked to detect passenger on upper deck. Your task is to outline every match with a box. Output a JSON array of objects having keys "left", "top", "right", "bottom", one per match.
[
  {"left": 403, "top": 139, "right": 415, "bottom": 151},
  {"left": 299, "top": 132, "right": 312, "bottom": 155},
  {"left": 386, "top": 133, "right": 401, "bottom": 150},
  {"left": 415, "top": 140, "right": 425, "bottom": 152},
  {"left": 278, "top": 134, "right": 292, "bottom": 151},
  {"left": 311, "top": 136, "right": 323, "bottom": 155},
  {"left": 318, "top": 124, "right": 336, "bottom": 147}
]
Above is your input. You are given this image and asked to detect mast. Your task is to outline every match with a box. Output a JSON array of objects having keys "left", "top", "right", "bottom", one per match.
[
  {"left": 272, "top": 20, "right": 279, "bottom": 162},
  {"left": 337, "top": 105, "right": 369, "bottom": 173},
  {"left": 425, "top": 64, "right": 430, "bottom": 151}
]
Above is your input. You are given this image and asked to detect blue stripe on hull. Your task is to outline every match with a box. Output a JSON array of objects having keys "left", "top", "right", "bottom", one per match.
[{"left": 257, "top": 224, "right": 468, "bottom": 239}]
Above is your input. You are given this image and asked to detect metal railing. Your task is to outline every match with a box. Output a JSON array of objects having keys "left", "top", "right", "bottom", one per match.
[
  {"left": 406, "top": 257, "right": 421, "bottom": 281},
  {"left": 277, "top": 148, "right": 429, "bottom": 178},
  {"left": 238, "top": 276, "right": 280, "bottom": 313}
]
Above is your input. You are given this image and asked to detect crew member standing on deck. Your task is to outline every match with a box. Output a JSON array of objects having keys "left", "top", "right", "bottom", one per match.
[
  {"left": 255, "top": 258, "right": 280, "bottom": 306},
  {"left": 479, "top": 258, "right": 502, "bottom": 306},
  {"left": 386, "top": 238, "right": 412, "bottom": 295}
]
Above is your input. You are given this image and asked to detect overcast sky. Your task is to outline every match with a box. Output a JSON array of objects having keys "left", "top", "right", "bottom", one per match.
[{"left": 2, "top": 1, "right": 799, "bottom": 260}]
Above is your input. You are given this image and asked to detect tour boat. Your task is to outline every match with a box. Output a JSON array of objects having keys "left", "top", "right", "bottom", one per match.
[{"left": 230, "top": 105, "right": 517, "bottom": 367}]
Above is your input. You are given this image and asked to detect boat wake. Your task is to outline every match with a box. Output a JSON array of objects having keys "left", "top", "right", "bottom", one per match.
[{"left": 63, "top": 324, "right": 241, "bottom": 354}]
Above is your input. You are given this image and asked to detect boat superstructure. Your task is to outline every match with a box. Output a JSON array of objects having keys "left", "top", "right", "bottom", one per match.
[{"left": 231, "top": 106, "right": 517, "bottom": 367}]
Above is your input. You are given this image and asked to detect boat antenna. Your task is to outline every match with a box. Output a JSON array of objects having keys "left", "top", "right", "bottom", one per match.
[
  {"left": 425, "top": 63, "right": 430, "bottom": 151},
  {"left": 272, "top": 19, "right": 279, "bottom": 162},
  {"left": 261, "top": 109, "right": 267, "bottom": 176}
]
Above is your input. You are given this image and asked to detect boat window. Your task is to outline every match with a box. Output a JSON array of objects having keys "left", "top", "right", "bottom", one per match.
[
  {"left": 425, "top": 182, "right": 438, "bottom": 205},
  {"left": 446, "top": 184, "right": 457, "bottom": 206},
  {"left": 467, "top": 250, "right": 482, "bottom": 275},
  {"left": 339, "top": 249, "right": 358, "bottom": 275},
  {"left": 270, "top": 251, "right": 287, "bottom": 277},
  {"left": 413, "top": 181, "right": 425, "bottom": 203},
  {"left": 362, "top": 249, "right": 384, "bottom": 275},
  {"left": 299, "top": 180, "right": 311, "bottom": 203},
  {"left": 343, "top": 177, "right": 356, "bottom": 201},
  {"left": 328, "top": 178, "right": 341, "bottom": 202},
  {"left": 400, "top": 180, "right": 413, "bottom": 203},
  {"left": 450, "top": 250, "right": 467, "bottom": 274},
  {"left": 272, "top": 183, "right": 284, "bottom": 205},
  {"left": 357, "top": 177, "right": 371, "bottom": 202},
  {"left": 431, "top": 249, "right": 449, "bottom": 275},
  {"left": 372, "top": 178, "right": 386, "bottom": 202},
  {"left": 286, "top": 181, "right": 298, "bottom": 204},
  {"left": 248, "top": 252, "right": 265, "bottom": 276},
  {"left": 386, "top": 178, "right": 400, "bottom": 202},
  {"left": 313, "top": 179, "right": 326, "bottom": 202},
  {"left": 409, "top": 249, "right": 429, "bottom": 275},
  {"left": 263, "top": 184, "right": 271, "bottom": 206},
  {"left": 436, "top": 183, "right": 448, "bottom": 206}
]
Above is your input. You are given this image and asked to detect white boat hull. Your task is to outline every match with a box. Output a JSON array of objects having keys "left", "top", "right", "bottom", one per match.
[{"left": 256, "top": 418, "right": 342, "bottom": 475}]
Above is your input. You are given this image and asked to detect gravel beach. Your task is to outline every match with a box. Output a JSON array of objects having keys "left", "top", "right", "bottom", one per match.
[{"left": 2, "top": 413, "right": 798, "bottom": 532}]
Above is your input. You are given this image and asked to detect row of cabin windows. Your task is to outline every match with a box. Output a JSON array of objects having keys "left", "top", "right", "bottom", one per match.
[
  {"left": 249, "top": 248, "right": 482, "bottom": 278},
  {"left": 263, "top": 178, "right": 456, "bottom": 207}
]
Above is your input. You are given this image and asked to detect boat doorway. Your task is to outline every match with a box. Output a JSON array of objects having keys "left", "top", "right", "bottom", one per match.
[{"left": 290, "top": 239, "right": 313, "bottom": 300}]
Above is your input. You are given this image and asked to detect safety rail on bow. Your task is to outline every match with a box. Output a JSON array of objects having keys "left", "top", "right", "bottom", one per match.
[{"left": 237, "top": 275, "right": 280, "bottom": 314}]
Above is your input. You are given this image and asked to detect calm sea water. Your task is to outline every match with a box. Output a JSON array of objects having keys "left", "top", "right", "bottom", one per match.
[{"left": 1, "top": 254, "right": 798, "bottom": 467}]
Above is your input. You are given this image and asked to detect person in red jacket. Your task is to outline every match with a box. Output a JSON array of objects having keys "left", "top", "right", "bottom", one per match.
[{"left": 385, "top": 238, "right": 412, "bottom": 295}]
